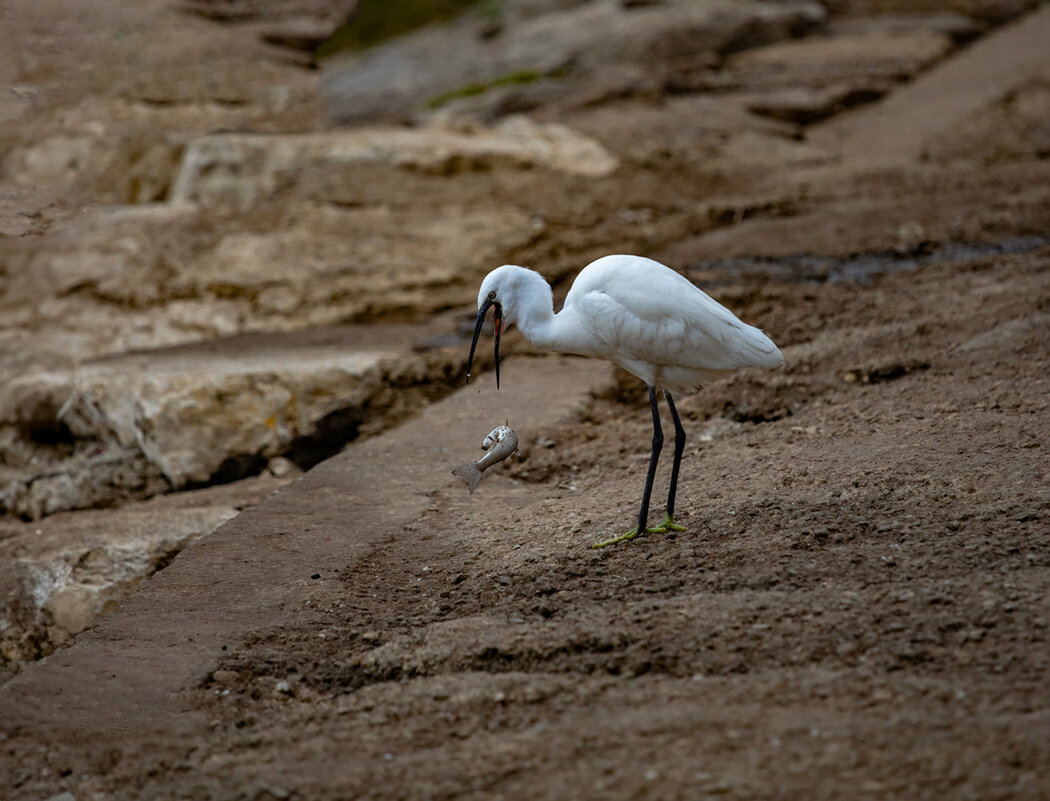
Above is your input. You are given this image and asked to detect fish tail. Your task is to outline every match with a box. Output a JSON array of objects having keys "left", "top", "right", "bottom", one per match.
[{"left": 451, "top": 463, "right": 482, "bottom": 494}]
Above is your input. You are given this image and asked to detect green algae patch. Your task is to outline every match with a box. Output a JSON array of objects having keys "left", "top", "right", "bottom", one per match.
[
  {"left": 427, "top": 69, "right": 560, "bottom": 108},
  {"left": 318, "top": 0, "right": 497, "bottom": 59}
]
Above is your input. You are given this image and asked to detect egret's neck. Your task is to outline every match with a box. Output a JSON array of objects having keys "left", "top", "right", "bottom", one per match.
[
  {"left": 513, "top": 290, "right": 557, "bottom": 348},
  {"left": 515, "top": 290, "right": 596, "bottom": 356},
  {"left": 501, "top": 267, "right": 595, "bottom": 356}
]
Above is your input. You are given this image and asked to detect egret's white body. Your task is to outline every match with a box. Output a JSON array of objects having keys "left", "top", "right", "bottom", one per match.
[
  {"left": 478, "top": 255, "right": 783, "bottom": 392},
  {"left": 467, "top": 254, "right": 783, "bottom": 546}
]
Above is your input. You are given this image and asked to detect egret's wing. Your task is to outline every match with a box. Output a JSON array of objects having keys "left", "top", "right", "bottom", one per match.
[{"left": 574, "top": 261, "right": 782, "bottom": 371}]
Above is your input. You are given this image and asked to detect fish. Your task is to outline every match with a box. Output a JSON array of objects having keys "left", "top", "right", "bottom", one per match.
[{"left": 451, "top": 424, "right": 519, "bottom": 494}]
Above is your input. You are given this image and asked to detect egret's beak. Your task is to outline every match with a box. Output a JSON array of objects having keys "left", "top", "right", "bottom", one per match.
[{"left": 465, "top": 299, "right": 503, "bottom": 389}]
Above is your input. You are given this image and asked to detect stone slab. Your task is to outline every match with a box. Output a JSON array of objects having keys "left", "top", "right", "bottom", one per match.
[
  {"left": 0, "top": 356, "right": 611, "bottom": 737},
  {"left": 810, "top": 4, "right": 1050, "bottom": 163}
]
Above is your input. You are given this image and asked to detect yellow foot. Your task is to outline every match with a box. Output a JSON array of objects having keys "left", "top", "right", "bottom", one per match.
[
  {"left": 591, "top": 522, "right": 670, "bottom": 549},
  {"left": 648, "top": 513, "right": 687, "bottom": 534},
  {"left": 592, "top": 528, "right": 638, "bottom": 548}
]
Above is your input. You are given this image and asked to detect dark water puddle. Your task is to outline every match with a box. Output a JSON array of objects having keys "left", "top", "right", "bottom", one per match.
[{"left": 688, "top": 236, "right": 1050, "bottom": 284}]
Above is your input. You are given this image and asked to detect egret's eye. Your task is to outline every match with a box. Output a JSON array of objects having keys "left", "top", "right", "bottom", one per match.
[{"left": 487, "top": 291, "right": 497, "bottom": 300}]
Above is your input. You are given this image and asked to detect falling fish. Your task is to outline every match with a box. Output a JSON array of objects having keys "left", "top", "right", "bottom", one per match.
[{"left": 451, "top": 424, "right": 518, "bottom": 494}]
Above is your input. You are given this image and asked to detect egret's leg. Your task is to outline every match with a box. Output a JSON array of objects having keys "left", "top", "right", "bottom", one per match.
[
  {"left": 593, "top": 386, "right": 663, "bottom": 548},
  {"left": 651, "top": 391, "right": 687, "bottom": 533}
]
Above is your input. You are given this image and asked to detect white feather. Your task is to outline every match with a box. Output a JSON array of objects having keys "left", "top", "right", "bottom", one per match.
[{"left": 478, "top": 255, "right": 783, "bottom": 395}]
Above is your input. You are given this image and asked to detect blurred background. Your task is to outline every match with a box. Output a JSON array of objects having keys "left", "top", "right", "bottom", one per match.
[{"left": 1, "top": 0, "right": 1048, "bottom": 665}]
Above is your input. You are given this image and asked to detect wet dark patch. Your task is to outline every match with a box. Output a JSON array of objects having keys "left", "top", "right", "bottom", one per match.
[
  {"left": 842, "top": 360, "right": 930, "bottom": 385},
  {"left": 688, "top": 236, "right": 1050, "bottom": 285},
  {"left": 26, "top": 419, "right": 76, "bottom": 449},
  {"left": 283, "top": 407, "right": 364, "bottom": 470},
  {"left": 726, "top": 401, "right": 793, "bottom": 424},
  {"left": 204, "top": 453, "right": 270, "bottom": 488}
]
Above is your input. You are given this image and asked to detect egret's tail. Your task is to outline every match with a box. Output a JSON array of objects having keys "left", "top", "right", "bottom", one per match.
[{"left": 451, "top": 463, "right": 483, "bottom": 494}]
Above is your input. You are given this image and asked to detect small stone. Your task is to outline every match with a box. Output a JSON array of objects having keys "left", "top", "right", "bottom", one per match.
[
  {"left": 212, "top": 669, "right": 239, "bottom": 686},
  {"left": 267, "top": 457, "right": 298, "bottom": 478}
]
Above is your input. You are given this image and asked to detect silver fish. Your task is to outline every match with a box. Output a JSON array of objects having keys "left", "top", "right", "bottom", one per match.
[{"left": 451, "top": 424, "right": 518, "bottom": 494}]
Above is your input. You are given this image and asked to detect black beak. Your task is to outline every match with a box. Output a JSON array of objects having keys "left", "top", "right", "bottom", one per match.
[{"left": 466, "top": 299, "right": 503, "bottom": 389}]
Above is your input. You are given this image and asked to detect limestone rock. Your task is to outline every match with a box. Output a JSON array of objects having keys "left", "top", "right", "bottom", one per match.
[
  {"left": 0, "top": 0, "right": 323, "bottom": 234},
  {"left": 0, "top": 477, "right": 286, "bottom": 664},
  {"left": 181, "top": 0, "right": 356, "bottom": 33},
  {"left": 170, "top": 117, "right": 619, "bottom": 209},
  {"left": 0, "top": 446, "right": 170, "bottom": 522},
  {"left": 826, "top": 12, "right": 985, "bottom": 44},
  {"left": 56, "top": 346, "right": 396, "bottom": 488},
  {"left": 0, "top": 321, "right": 467, "bottom": 518},
  {"left": 175, "top": 202, "right": 538, "bottom": 320},
  {"left": 923, "top": 75, "right": 1050, "bottom": 163},
  {"left": 567, "top": 93, "right": 822, "bottom": 168},
  {"left": 2, "top": 198, "right": 535, "bottom": 369},
  {"left": 746, "top": 84, "right": 890, "bottom": 125},
  {"left": 726, "top": 30, "right": 955, "bottom": 89},
  {"left": 809, "top": 5, "right": 1050, "bottom": 164},
  {"left": 320, "top": 0, "right": 826, "bottom": 121},
  {"left": 0, "top": 372, "right": 73, "bottom": 433}
]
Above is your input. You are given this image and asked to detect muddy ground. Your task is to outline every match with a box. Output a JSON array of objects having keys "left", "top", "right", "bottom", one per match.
[
  {"left": 3, "top": 1, "right": 1050, "bottom": 799},
  {"left": 4, "top": 237, "right": 1049, "bottom": 801}
]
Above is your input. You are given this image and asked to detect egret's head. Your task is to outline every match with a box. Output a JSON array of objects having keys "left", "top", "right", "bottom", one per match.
[{"left": 466, "top": 265, "right": 532, "bottom": 389}]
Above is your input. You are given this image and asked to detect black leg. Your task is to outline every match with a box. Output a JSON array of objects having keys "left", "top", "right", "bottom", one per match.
[
  {"left": 635, "top": 385, "right": 663, "bottom": 533},
  {"left": 664, "top": 391, "right": 686, "bottom": 520},
  {"left": 591, "top": 386, "right": 667, "bottom": 547}
]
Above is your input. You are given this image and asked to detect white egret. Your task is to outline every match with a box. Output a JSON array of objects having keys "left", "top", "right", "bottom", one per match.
[{"left": 466, "top": 255, "right": 783, "bottom": 547}]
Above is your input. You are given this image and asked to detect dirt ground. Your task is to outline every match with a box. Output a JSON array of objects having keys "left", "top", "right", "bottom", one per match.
[
  {"left": 4, "top": 235, "right": 1049, "bottom": 800},
  {"left": 3, "top": 3, "right": 1050, "bottom": 800}
]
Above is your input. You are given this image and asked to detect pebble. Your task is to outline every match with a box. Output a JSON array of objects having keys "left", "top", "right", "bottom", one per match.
[
  {"left": 212, "top": 669, "right": 239, "bottom": 686},
  {"left": 267, "top": 457, "right": 298, "bottom": 478}
]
